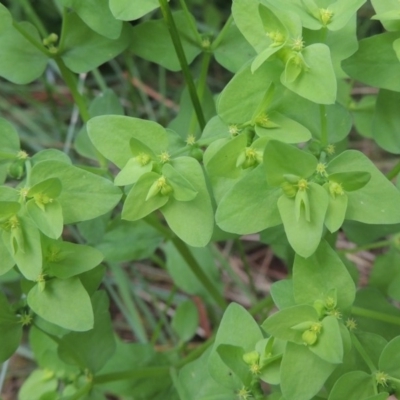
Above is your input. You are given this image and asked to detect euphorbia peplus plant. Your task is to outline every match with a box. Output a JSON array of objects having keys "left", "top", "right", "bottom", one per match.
[{"left": 1, "top": 0, "right": 400, "bottom": 399}]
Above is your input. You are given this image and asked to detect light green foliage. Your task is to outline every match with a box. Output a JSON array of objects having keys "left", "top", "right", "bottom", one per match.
[{"left": 1, "top": 1, "right": 400, "bottom": 399}]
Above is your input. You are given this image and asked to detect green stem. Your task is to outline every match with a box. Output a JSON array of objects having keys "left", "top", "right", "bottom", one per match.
[
  {"left": 339, "top": 239, "right": 392, "bottom": 254},
  {"left": 386, "top": 159, "right": 400, "bottom": 180},
  {"left": 178, "top": 0, "right": 202, "bottom": 44},
  {"left": 249, "top": 295, "right": 274, "bottom": 317},
  {"left": 159, "top": 0, "right": 206, "bottom": 131},
  {"left": 151, "top": 286, "right": 178, "bottom": 345},
  {"left": 211, "top": 15, "right": 234, "bottom": 50},
  {"left": 144, "top": 215, "right": 227, "bottom": 310},
  {"left": 350, "top": 332, "right": 377, "bottom": 373},
  {"left": 235, "top": 239, "right": 258, "bottom": 298},
  {"left": 54, "top": 57, "right": 90, "bottom": 123},
  {"left": 18, "top": 0, "right": 48, "bottom": 37},
  {"left": 171, "top": 237, "right": 227, "bottom": 310},
  {"left": 93, "top": 367, "right": 169, "bottom": 384},
  {"left": 91, "top": 68, "right": 108, "bottom": 92},
  {"left": 12, "top": 21, "right": 51, "bottom": 57},
  {"left": 188, "top": 51, "right": 212, "bottom": 138},
  {"left": 352, "top": 306, "right": 400, "bottom": 326},
  {"left": 68, "top": 382, "right": 93, "bottom": 400},
  {"left": 320, "top": 104, "right": 328, "bottom": 147}
]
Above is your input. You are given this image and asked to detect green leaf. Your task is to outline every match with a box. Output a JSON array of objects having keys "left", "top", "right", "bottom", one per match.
[
  {"left": 60, "top": 13, "right": 131, "bottom": 73},
  {"left": 371, "top": 0, "right": 400, "bottom": 31},
  {"left": 276, "top": 89, "right": 352, "bottom": 143},
  {"left": 264, "top": 141, "right": 317, "bottom": 187},
  {"left": 217, "top": 62, "right": 279, "bottom": 124},
  {"left": 278, "top": 183, "right": 328, "bottom": 258},
  {"left": 161, "top": 157, "right": 214, "bottom": 247},
  {"left": 281, "top": 44, "right": 336, "bottom": 104},
  {"left": 328, "top": 371, "right": 377, "bottom": 400},
  {"left": 18, "top": 369, "right": 58, "bottom": 400},
  {"left": 27, "top": 277, "right": 94, "bottom": 331},
  {"left": 280, "top": 342, "right": 335, "bottom": 400},
  {"left": 255, "top": 111, "right": 312, "bottom": 143},
  {"left": 328, "top": 171, "right": 371, "bottom": 191},
  {"left": 179, "top": 348, "right": 234, "bottom": 400},
  {"left": 309, "top": 316, "right": 343, "bottom": 364},
  {"left": 87, "top": 115, "right": 168, "bottom": 168},
  {"left": 122, "top": 172, "right": 169, "bottom": 221},
  {"left": 208, "top": 303, "right": 263, "bottom": 389},
  {"left": 0, "top": 21, "right": 48, "bottom": 84},
  {"left": 162, "top": 163, "right": 198, "bottom": 201},
  {"left": 0, "top": 293, "right": 22, "bottom": 362},
  {"left": 2, "top": 215, "right": 42, "bottom": 281},
  {"left": 342, "top": 32, "right": 400, "bottom": 92},
  {"left": 0, "top": 238, "right": 14, "bottom": 276},
  {"left": 171, "top": 300, "right": 199, "bottom": 343},
  {"left": 62, "top": 0, "right": 122, "bottom": 39},
  {"left": 270, "top": 279, "right": 297, "bottom": 310},
  {"left": 293, "top": 240, "right": 356, "bottom": 310},
  {"left": 328, "top": 0, "right": 367, "bottom": 31},
  {"left": 0, "top": 118, "right": 20, "bottom": 157},
  {"left": 216, "top": 165, "right": 282, "bottom": 234},
  {"left": 109, "top": 0, "right": 159, "bottom": 21},
  {"left": 131, "top": 11, "right": 201, "bottom": 71},
  {"left": 352, "top": 95, "right": 376, "bottom": 139},
  {"left": 217, "top": 344, "right": 251, "bottom": 386},
  {"left": 262, "top": 304, "right": 319, "bottom": 344},
  {"left": 27, "top": 199, "right": 63, "bottom": 239},
  {"left": 164, "top": 242, "right": 222, "bottom": 302},
  {"left": 379, "top": 336, "right": 400, "bottom": 390},
  {"left": 324, "top": 191, "right": 348, "bottom": 233},
  {"left": 42, "top": 237, "right": 103, "bottom": 279},
  {"left": 232, "top": 0, "right": 270, "bottom": 52},
  {"left": 58, "top": 291, "right": 116, "bottom": 372},
  {"left": 0, "top": 4, "right": 12, "bottom": 31},
  {"left": 96, "top": 219, "right": 162, "bottom": 263},
  {"left": 114, "top": 158, "right": 153, "bottom": 186},
  {"left": 327, "top": 150, "right": 400, "bottom": 224},
  {"left": 372, "top": 89, "right": 400, "bottom": 153},
  {"left": 213, "top": 23, "right": 257, "bottom": 73},
  {"left": 30, "top": 160, "right": 122, "bottom": 224}
]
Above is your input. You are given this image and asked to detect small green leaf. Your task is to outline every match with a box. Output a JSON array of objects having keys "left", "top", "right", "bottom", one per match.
[
  {"left": 264, "top": 140, "right": 317, "bottom": 187},
  {"left": 87, "top": 115, "right": 168, "bottom": 169},
  {"left": 328, "top": 171, "right": 371, "bottom": 191},
  {"left": 0, "top": 22, "right": 48, "bottom": 84},
  {"left": 324, "top": 190, "right": 348, "bottom": 233},
  {"left": 43, "top": 237, "right": 103, "bottom": 279},
  {"left": 109, "top": 0, "right": 159, "bottom": 21},
  {"left": 172, "top": 300, "right": 199, "bottom": 343},
  {"left": 58, "top": 291, "right": 116, "bottom": 372},
  {"left": 280, "top": 342, "right": 336, "bottom": 400},
  {"left": 281, "top": 44, "right": 337, "bottom": 104},
  {"left": 278, "top": 183, "right": 328, "bottom": 258},
  {"left": 62, "top": 0, "right": 122, "bottom": 39},
  {"left": 18, "top": 369, "right": 58, "bottom": 400},
  {"left": 379, "top": 336, "right": 400, "bottom": 384},
  {"left": 217, "top": 344, "right": 251, "bottom": 386},
  {"left": 208, "top": 303, "right": 263, "bottom": 389},
  {"left": 27, "top": 277, "right": 94, "bottom": 332},
  {"left": 342, "top": 32, "right": 400, "bottom": 92},
  {"left": 122, "top": 172, "right": 169, "bottom": 221},
  {"left": 293, "top": 240, "right": 356, "bottom": 310},
  {"left": 328, "top": 371, "right": 378, "bottom": 400},
  {"left": 372, "top": 89, "right": 400, "bottom": 154},
  {"left": 262, "top": 304, "right": 319, "bottom": 344},
  {"left": 60, "top": 13, "right": 131, "bottom": 73},
  {"left": 27, "top": 199, "right": 63, "bottom": 239},
  {"left": 162, "top": 163, "right": 198, "bottom": 202}
]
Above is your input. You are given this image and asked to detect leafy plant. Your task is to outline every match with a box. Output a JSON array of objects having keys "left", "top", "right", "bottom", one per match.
[{"left": 1, "top": 0, "right": 400, "bottom": 399}]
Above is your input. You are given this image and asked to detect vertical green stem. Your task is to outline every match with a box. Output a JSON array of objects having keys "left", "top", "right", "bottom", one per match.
[
  {"left": 54, "top": 58, "right": 90, "bottom": 123},
  {"left": 178, "top": 0, "right": 202, "bottom": 43},
  {"left": 235, "top": 239, "right": 258, "bottom": 297},
  {"left": 211, "top": 15, "right": 234, "bottom": 50},
  {"left": 158, "top": 0, "right": 206, "bottom": 130},
  {"left": 350, "top": 332, "right": 377, "bottom": 373},
  {"left": 386, "top": 160, "right": 400, "bottom": 180},
  {"left": 0, "top": 360, "right": 9, "bottom": 394},
  {"left": 320, "top": 104, "right": 328, "bottom": 147},
  {"left": 144, "top": 216, "right": 227, "bottom": 310},
  {"left": 188, "top": 51, "right": 212, "bottom": 137},
  {"left": 91, "top": 68, "right": 108, "bottom": 92},
  {"left": 17, "top": 0, "right": 48, "bottom": 38}
]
